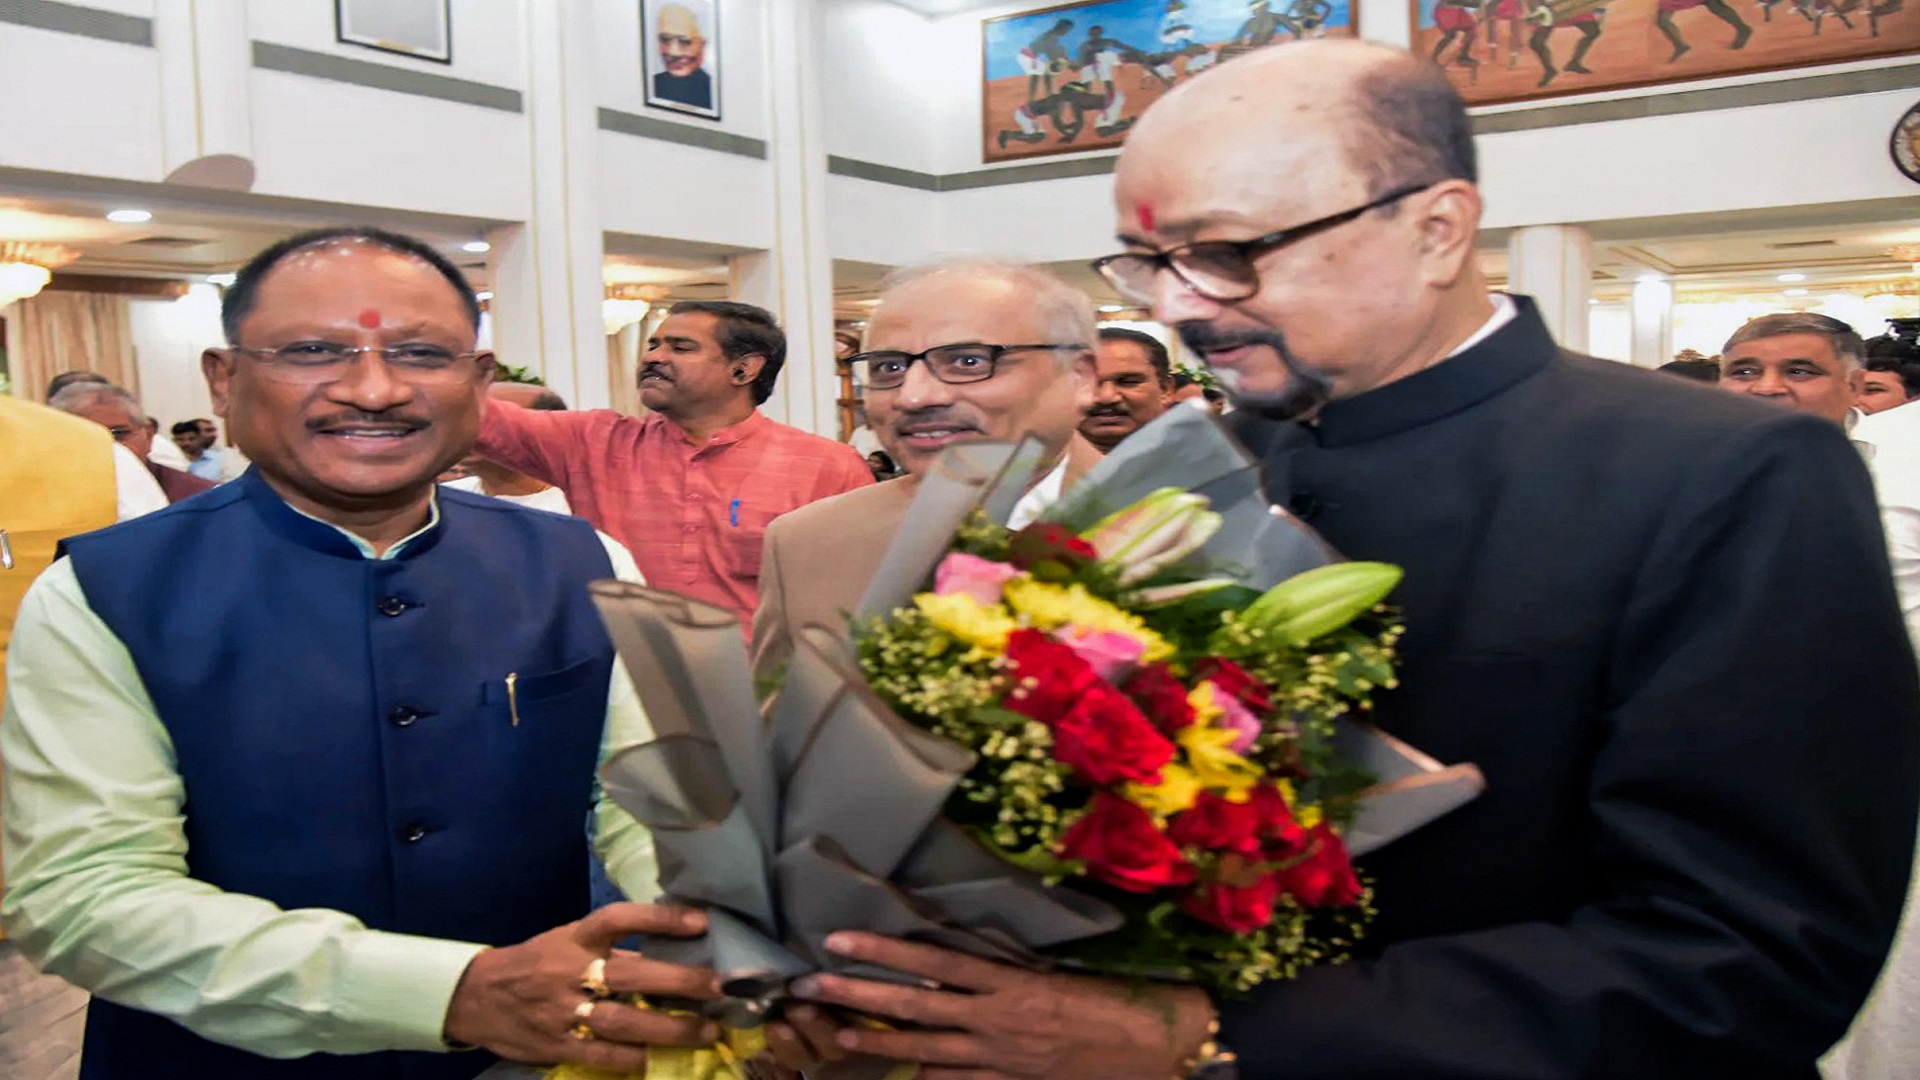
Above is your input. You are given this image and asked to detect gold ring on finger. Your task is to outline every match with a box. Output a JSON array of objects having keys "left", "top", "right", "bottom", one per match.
[
  {"left": 568, "top": 998, "right": 597, "bottom": 1040},
  {"left": 579, "top": 956, "right": 610, "bottom": 998}
]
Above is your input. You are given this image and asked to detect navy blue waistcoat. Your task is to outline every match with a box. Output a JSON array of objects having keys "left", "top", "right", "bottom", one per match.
[{"left": 61, "top": 471, "right": 617, "bottom": 1080}]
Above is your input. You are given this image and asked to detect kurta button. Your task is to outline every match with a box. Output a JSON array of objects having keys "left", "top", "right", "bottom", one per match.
[
  {"left": 400, "top": 822, "right": 429, "bottom": 843},
  {"left": 388, "top": 705, "right": 420, "bottom": 727},
  {"left": 377, "top": 596, "right": 408, "bottom": 617}
]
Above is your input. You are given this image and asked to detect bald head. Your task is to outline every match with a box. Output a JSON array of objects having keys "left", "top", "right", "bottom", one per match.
[
  {"left": 1123, "top": 40, "right": 1475, "bottom": 212},
  {"left": 1108, "top": 41, "right": 1492, "bottom": 413}
]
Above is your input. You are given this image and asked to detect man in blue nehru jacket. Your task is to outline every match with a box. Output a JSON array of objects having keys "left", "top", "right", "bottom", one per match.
[{"left": 0, "top": 228, "right": 726, "bottom": 1080}]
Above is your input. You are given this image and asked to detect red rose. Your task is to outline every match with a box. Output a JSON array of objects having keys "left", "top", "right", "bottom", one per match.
[
  {"left": 1181, "top": 876, "right": 1280, "bottom": 934},
  {"left": 1051, "top": 683, "right": 1176, "bottom": 786},
  {"left": 1274, "top": 823, "right": 1364, "bottom": 908},
  {"left": 1003, "top": 629, "right": 1101, "bottom": 725},
  {"left": 1008, "top": 522, "right": 1099, "bottom": 579},
  {"left": 1166, "top": 791, "right": 1264, "bottom": 855},
  {"left": 1124, "top": 663, "right": 1196, "bottom": 735},
  {"left": 1192, "top": 657, "right": 1273, "bottom": 714},
  {"left": 1244, "top": 783, "right": 1308, "bottom": 856},
  {"left": 1058, "top": 793, "right": 1195, "bottom": 893}
]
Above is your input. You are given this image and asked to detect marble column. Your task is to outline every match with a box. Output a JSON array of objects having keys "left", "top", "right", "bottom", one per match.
[
  {"left": 153, "top": 0, "right": 254, "bottom": 189},
  {"left": 1505, "top": 225, "right": 1592, "bottom": 353},
  {"left": 1630, "top": 275, "right": 1675, "bottom": 369},
  {"left": 487, "top": 0, "right": 608, "bottom": 408}
]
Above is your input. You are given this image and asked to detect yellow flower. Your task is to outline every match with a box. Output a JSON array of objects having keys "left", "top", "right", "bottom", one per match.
[
  {"left": 1002, "top": 579, "right": 1173, "bottom": 661},
  {"left": 914, "top": 591, "right": 1016, "bottom": 656},
  {"left": 1126, "top": 763, "right": 1201, "bottom": 819},
  {"left": 1187, "top": 680, "right": 1224, "bottom": 726},
  {"left": 1275, "top": 778, "right": 1323, "bottom": 829},
  {"left": 1177, "top": 723, "right": 1261, "bottom": 801}
]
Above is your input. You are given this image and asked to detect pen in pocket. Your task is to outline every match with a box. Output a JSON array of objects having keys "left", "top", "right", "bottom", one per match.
[
  {"left": 505, "top": 672, "right": 521, "bottom": 727},
  {"left": 729, "top": 499, "right": 741, "bottom": 527},
  {"left": 0, "top": 529, "right": 12, "bottom": 571}
]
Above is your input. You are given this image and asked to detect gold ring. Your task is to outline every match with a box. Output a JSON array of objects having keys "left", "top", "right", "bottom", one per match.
[
  {"left": 580, "top": 956, "right": 610, "bottom": 998},
  {"left": 568, "top": 1020, "right": 595, "bottom": 1041},
  {"left": 574, "top": 999, "right": 598, "bottom": 1022}
]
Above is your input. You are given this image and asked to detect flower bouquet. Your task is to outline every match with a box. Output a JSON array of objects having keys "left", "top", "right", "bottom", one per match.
[
  {"left": 860, "top": 492, "right": 1402, "bottom": 993},
  {"left": 579, "top": 407, "right": 1481, "bottom": 1079}
]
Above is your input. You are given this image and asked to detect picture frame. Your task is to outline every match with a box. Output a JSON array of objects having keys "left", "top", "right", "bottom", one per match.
[
  {"left": 643, "top": 0, "right": 723, "bottom": 122},
  {"left": 1413, "top": 0, "right": 1919, "bottom": 107},
  {"left": 981, "top": 0, "right": 1357, "bottom": 164},
  {"left": 334, "top": 0, "right": 452, "bottom": 65},
  {"left": 1893, "top": 99, "right": 1920, "bottom": 184}
]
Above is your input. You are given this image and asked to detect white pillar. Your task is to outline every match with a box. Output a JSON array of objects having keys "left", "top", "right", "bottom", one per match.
[
  {"left": 153, "top": 0, "right": 254, "bottom": 189},
  {"left": 1630, "top": 275, "right": 1675, "bottom": 369},
  {"left": 488, "top": 0, "right": 608, "bottom": 408},
  {"left": 1505, "top": 225, "right": 1592, "bottom": 353},
  {"left": 751, "top": 0, "right": 837, "bottom": 437}
]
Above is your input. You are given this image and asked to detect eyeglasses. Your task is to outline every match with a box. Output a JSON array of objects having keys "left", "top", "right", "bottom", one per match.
[
  {"left": 229, "top": 343, "right": 488, "bottom": 386},
  {"left": 105, "top": 425, "right": 140, "bottom": 442},
  {"left": 847, "top": 342, "right": 1087, "bottom": 391},
  {"left": 1090, "top": 182, "right": 1434, "bottom": 305}
]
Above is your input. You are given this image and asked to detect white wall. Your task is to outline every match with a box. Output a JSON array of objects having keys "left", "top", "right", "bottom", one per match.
[
  {"left": 0, "top": 24, "right": 166, "bottom": 180},
  {"left": 819, "top": 0, "right": 941, "bottom": 175},
  {"left": 129, "top": 285, "right": 224, "bottom": 432},
  {"left": 824, "top": 176, "right": 939, "bottom": 267},
  {"left": 246, "top": 0, "right": 526, "bottom": 89}
]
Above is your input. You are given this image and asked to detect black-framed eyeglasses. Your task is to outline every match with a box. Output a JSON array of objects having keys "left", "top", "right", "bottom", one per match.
[
  {"left": 1090, "top": 182, "right": 1434, "bottom": 305},
  {"left": 847, "top": 342, "right": 1087, "bottom": 391},
  {"left": 229, "top": 343, "right": 489, "bottom": 386}
]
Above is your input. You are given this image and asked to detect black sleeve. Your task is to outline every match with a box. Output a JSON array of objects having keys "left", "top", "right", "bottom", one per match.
[{"left": 1220, "top": 414, "right": 1920, "bottom": 1079}]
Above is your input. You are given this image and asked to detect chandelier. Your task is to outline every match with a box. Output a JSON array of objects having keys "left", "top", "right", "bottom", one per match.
[
  {"left": 0, "top": 241, "right": 79, "bottom": 308},
  {"left": 603, "top": 283, "right": 667, "bottom": 335}
]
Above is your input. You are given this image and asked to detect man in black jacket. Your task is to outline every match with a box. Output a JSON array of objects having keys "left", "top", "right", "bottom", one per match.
[{"left": 792, "top": 39, "right": 1918, "bottom": 1080}]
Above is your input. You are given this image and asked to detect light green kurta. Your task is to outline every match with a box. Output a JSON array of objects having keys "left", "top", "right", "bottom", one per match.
[{"left": 1, "top": 513, "right": 659, "bottom": 1059}]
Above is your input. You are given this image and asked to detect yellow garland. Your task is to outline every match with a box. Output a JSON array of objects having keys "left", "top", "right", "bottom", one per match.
[
  {"left": 544, "top": 1026, "right": 766, "bottom": 1080},
  {"left": 1001, "top": 579, "right": 1173, "bottom": 662},
  {"left": 1276, "top": 778, "right": 1324, "bottom": 830}
]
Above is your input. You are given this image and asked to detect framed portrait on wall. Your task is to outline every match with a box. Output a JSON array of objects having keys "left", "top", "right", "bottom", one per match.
[
  {"left": 335, "top": 0, "right": 452, "bottom": 64},
  {"left": 1413, "top": 0, "right": 1919, "bottom": 106},
  {"left": 643, "top": 0, "right": 723, "bottom": 121},
  {"left": 981, "top": 0, "right": 1357, "bottom": 164}
]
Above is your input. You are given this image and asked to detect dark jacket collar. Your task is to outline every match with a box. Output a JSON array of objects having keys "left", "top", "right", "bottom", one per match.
[{"left": 240, "top": 467, "right": 446, "bottom": 561}]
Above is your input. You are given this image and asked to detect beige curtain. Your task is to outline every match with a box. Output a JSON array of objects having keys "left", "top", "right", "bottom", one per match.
[{"left": 9, "top": 291, "right": 137, "bottom": 400}]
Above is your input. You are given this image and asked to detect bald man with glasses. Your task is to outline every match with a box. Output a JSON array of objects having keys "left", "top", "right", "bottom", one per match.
[
  {"left": 786, "top": 41, "right": 1917, "bottom": 1080},
  {"left": 749, "top": 258, "right": 1095, "bottom": 682}
]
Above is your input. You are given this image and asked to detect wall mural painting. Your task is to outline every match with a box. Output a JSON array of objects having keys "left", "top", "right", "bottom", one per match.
[
  {"left": 1416, "top": 0, "right": 1917, "bottom": 104},
  {"left": 982, "top": 0, "right": 1356, "bottom": 163}
]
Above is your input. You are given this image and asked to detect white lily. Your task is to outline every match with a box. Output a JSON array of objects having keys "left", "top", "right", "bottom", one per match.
[
  {"left": 1133, "top": 577, "right": 1239, "bottom": 606},
  {"left": 1080, "top": 488, "right": 1223, "bottom": 586}
]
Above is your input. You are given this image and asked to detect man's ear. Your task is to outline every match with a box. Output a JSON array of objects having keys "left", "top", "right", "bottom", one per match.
[
  {"left": 1848, "top": 368, "right": 1866, "bottom": 395},
  {"left": 1071, "top": 352, "right": 1096, "bottom": 409},
  {"left": 1414, "top": 179, "right": 1483, "bottom": 288},
  {"left": 202, "top": 348, "right": 234, "bottom": 418},
  {"left": 475, "top": 351, "right": 497, "bottom": 390},
  {"left": 732, "top": 353, "right": 767, "bottom": 386}
]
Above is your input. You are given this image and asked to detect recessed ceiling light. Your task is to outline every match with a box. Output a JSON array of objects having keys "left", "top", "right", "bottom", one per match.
[
  {"left": 206, "top": 272, "right": 237, "bottom": 287},
  {"left": 107, "top": 208, "right": 152, "bottom": 223},
  {"left": 474, "top": 291, "right": 493, "bottom": 302},
  {"left": 1777, "top": 272, "right": 1807, "bottom": 283},
  {"left": 1784, "top": 288, "right": 1810, "bottom": 297},
  {"left": 1588, "top": 298, "right": 1600, "bottom": 305},
  {"left": 462, "top": 240, "right": 491, "bottom": 253}
]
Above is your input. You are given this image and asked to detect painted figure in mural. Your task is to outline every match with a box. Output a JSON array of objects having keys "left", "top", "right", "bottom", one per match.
[
  {"left": 1018, "top": 18, "right": 1077, "bottom": 103},
  {"left": 1527, "top": 3, "right": 1605, "bottom": 86},
  {"left": 997, "top": 78, "right": 1113, "bottom": 148},
  {"left": 1485, "top": 0, "right": 1534, "bottom": 71},
  {"left": 1143, "top": 0, "right": 1218, "bottom": 85},
  {"left": 1077, "top": 26, "right": 1140, "bottom": 138},
  {"left": 652, "top": 2, "right": 713, "bottom": 110},
  {"left": 1654, "top": 0, "right": 1751, "bottom": 62},
  {"left": 1234, "top": 0, "right": 1287, "bottom": 44},
  {"left": 1430, "top": 0, "right": 1484, "bottom": 65}
]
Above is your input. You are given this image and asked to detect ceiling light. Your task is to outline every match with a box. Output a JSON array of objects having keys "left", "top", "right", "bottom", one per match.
[
  {"left": 462, "top": 240, "right": 491, "bottom": 253},
  {"left": 1784, "top": 288, "right": 1810, "bottom": 297},
  {"left": 0, "top": 241, "right": 79, "bottom": 307},
  {"left": 474, "top": 291, "right": 493, "bottom": 302},
  {"left": 1634, "top": 273, "right": 1665, "bottom": 284},
  {"left": 106, "top": 208, "right": 152, "bottom": 224},
  {"left": 603, "top": 297, "right": 651, "bottom": 335},
  {"left": 1776, "top": 272, "right": 1806, "bottom": 283},
  {"left": 206, "top": 272, "right": 237, "bottom": 287}
]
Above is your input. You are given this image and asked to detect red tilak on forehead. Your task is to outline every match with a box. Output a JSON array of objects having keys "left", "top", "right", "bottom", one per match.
[
  {"left": 1135, "top": 203, "right": 1156, "bottom": 232},
  {"left": 357, "top": 309, "right": 381, "bottom": 328}
]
